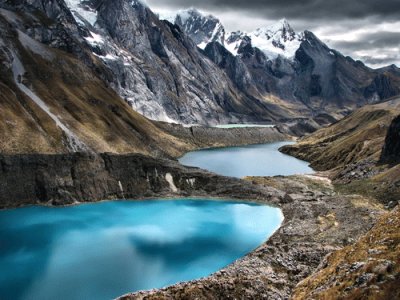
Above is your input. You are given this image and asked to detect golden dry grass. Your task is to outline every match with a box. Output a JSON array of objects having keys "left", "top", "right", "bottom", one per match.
[
  {"left": 283, "top": 100, "right": 400, "bottom": 171},
  {"left": 292, "top": 208, "right": 400, "bottom": 300}
]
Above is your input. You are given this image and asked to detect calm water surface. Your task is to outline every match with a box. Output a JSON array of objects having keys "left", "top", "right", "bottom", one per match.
[
  {"left": 0, "top": 199, "right": 283, "bottom": 300},
  {"left": 214, "top": 124, "right": 275, "bottom": 129},
  {"left": 179, "top": 141, "right": 313, "bottom": 178}
]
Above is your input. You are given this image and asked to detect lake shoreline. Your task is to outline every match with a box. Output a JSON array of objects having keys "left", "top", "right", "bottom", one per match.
[
  {"left": 120, "top": 174, "right": 384, "bottom": 299},
  {"left": 0, "top": 150, "right": 385, "bottom": 299},
  {"left": 178, "top": 141, "right": 313, "bottom": 178},
  {"left": 0, "top": 199, "right": 284, "bottom": 299}
]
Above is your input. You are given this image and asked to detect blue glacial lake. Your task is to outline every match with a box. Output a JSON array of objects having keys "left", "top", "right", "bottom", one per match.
[
  {"left": 0, "top": 199, "right": 283, "bottom": 300},
  {"left": 179, "top": 141, "right": 313, "bottom": 178}
]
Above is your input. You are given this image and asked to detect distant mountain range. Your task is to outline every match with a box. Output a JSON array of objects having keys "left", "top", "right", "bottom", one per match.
[
  {"left": 164, "top": 8, "right": 400, "bottom": 119},
  {"left": 1, "top": 0, "right": 400, "bottom": 130}
]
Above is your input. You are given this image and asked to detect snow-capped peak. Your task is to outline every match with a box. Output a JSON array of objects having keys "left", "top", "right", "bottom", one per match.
[
  {"left": 64, "top": 0, "right": 98, "bottom": 26},
  {"left": 225, "top": 19, "right": 303, "bottom": 60},
  {"left": 159, "top": 8, "right": 225, "bottom": 49}
]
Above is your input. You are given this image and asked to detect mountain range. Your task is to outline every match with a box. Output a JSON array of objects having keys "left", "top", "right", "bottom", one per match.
[
  {"left": 165, "top": 8, "right": 400, "bottom": 119},
  {"left": 1, "top": 0, "right": 400, "bottom": 131}
]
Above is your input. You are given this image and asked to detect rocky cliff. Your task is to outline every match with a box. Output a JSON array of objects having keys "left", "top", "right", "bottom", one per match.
[
  {"left": 0, "top": 0, "right": 293, "bottom": 156},
  {"left": 380, "top": 115, "right": 400, "bottom": 164},
  {"left": 0, "top": 152, "right": 282, "bottom": 209}
]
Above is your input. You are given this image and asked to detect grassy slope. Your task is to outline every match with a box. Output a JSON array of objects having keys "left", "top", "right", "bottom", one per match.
[
  {"left": 280, "top": 98, "right": 400, "bottom": 204},
  {"left": 280, "top": 97, "right": 400, "bottom": 171},
  {"left": 292, "top": 207, "right": 400, "bottom": 300}
]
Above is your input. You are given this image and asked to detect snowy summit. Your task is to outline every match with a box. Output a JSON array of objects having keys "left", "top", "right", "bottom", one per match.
[{"left": 225, "top": 19, "right": 303, "bottom": 59}]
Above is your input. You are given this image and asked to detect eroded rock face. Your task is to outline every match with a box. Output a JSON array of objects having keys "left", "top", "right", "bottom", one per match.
[
  {"left": 380, "top": 115, "right": 400, "bottom": 164},
  {"left": 0, "top": 153, "right": 282, "bottom": 209},
  {"left": 79, "top": 0, "right": 286, "bottom": 124}
]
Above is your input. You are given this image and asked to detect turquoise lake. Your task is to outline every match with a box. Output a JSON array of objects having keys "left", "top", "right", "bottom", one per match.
[
  {"left": 179, "top": 141, "right": 313, "bottom": 178},
  {"left": 0, "top": 199, "right": 283, "bottom": 300}
]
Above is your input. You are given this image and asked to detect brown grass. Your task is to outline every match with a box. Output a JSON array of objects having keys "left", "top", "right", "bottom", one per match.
[{"left": 292, "top": 208, "right": 400, "bottom": 300}]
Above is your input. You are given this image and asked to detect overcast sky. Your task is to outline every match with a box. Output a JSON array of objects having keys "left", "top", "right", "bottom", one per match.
[{"left": 145, "top": 0, "right": 400, "bottom": 68}]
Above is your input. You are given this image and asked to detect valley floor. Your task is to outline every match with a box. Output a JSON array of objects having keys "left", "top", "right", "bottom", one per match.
[{"left": 0, "top": 116, "right": 398, "bottom": 299}]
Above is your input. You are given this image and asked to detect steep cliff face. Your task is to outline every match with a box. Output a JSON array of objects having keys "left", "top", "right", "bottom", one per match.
[
  {"left": 380, "top": 115, "right": 400, "bottom": 164},
  {"left": 3, "top": 0, "right": 299, "bottom": 125},
  {"left": 76, "top": 0, "right": 297, "bottom": 124},
  {"left": 162, "top": 8, "right": 225, "bottom": 49},
  {"left": 0, "top": 153, "right": 281, "bottom": 209},
  {"left": 92, "top": 0, "right": 268, "bottom": 124}
]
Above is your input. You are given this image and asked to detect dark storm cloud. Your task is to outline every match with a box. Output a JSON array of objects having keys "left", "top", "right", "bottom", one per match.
[
  {"left": 148, "top": 0, "right": 400, "bottom": 21},
  {"left": 361, "top": 56, "right": 398, "bottom": 66},
  {"left": 331, "top": 31, "right": 400, "bottom": 51}
]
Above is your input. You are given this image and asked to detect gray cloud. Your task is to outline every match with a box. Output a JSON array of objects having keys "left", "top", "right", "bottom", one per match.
[
  {"left": 148, "top": 0, "right": 400, "bottom": 21},
  {"left": 146, "top": 0, "right": 400, "bottom": 67},
  {"left": 361, "top": 56, "right": 398, "bottom": 66},
  {"left": 329, "top": 31, "right": 400, "bottom": 51}
]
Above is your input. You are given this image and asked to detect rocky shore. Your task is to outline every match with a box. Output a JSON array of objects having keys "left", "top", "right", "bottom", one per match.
[
  {"left": 120, "top": 175, "right": 385, "bottom": 299},
  {"left": 156, "top": 123, "right": 291, "bottom": 151},
  {"left": 0, "top": 152, "right": 395, "bottom": 299}
]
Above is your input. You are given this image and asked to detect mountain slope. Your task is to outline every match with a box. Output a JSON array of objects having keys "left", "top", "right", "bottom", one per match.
[
  {"left": 280, "top": 97, "right": 400, "bottom": 170},
  {"left": 63, "top": 0, "right": 296, "bottom": 124},
  {"left": 0, "top": 3, "right": 194, "bottom": 156},
  {"left": 280, "top": 97, "right": 400, "bottom": 204},
  {"left": 292, "top": 207, "right": 400, "bottom": 300}
]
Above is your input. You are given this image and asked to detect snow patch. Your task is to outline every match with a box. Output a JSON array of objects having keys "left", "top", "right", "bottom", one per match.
[
  {"left": 64, "top": 0, "right": 97, "bottom": 26},
  {"left": 197, "top": 42, "right": 208, "bottom": 50},
  {"left": 84, "top": 31, "right": 104, "bottom": 46}
]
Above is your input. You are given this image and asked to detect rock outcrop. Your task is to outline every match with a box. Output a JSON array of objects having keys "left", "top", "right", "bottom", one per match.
[{"left": 380, "top": 115, "right": 400, "bottom": 164}]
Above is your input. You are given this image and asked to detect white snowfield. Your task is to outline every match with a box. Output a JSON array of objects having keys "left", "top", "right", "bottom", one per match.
[
  {"left": 64, "top": 0, "right": 97, "bottom": 26},
  {"left": 225, "top": 19, "right": 303, "bottom": 60}
]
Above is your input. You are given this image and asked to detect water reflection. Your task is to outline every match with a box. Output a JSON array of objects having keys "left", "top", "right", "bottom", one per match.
[
  {"left": 0, "top": 200, "right": 283, "bottom": 300},
  {"left": 179, "top": 142, "right": 313, "bottom": 177}
]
